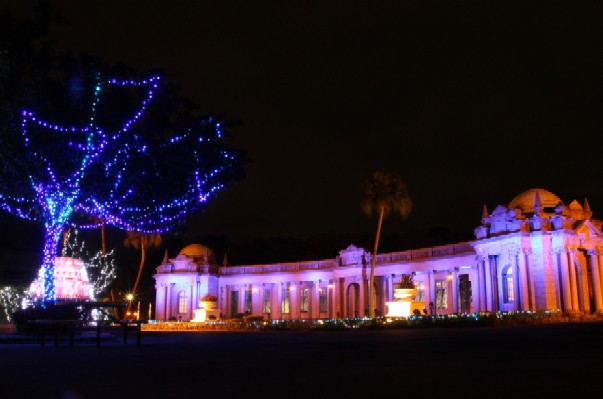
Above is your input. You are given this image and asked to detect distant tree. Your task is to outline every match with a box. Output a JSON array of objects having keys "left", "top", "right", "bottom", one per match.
[
  {"left": 123, "top": 231, "right": 162, "bottom": 318},
  {"left": 362, "top": 171, "right": 412, "bottom": 318}
]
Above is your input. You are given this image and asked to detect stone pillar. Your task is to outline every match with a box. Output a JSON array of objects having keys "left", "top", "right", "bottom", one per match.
[
  {"left": 168, "top": 283, "right": 175, "bottom": 320},
  {"left": 518, "top": 251, "right": 530, "bottom": 311},
  {"left": 252, "top": 285, "right": 261, "bottom": 315},
  {"left": 240, "top": 286, "right": 245, "bottom": 315},
  {"left": 424, "top": 272, "right": 432, "bottom": 314},
  {"left": 277, "top": 283, "right": 283, "bottom": 320},
  {"left": 430, "top": 270, "right": 437, "bottom": 315},
  {"left": 189, "top": 283, "right": 194, "bottom": 320},
  {"left": 339, "top": 277, "right": 346, "bottom": 318},
  {"left": 194, "top": 281, "right": 199, "bottom": 308},
  {"left": 597, "top": 256, "right": 603, "bottom": 313},
  {"left": 379, "top": 276, "right": 388, "bottom": 317},
  {"left": 568, "top": 250, "right": 580, "bottom": 311},
  {"left": 589, "top": 251, "right": 602, "bottom": 314},
  {"left": 386, "top": 274, "right": 393, "bottom": 302},
  {"left": 328, "top": 280, "right": 335, "bottom": 319},
  {"left": 484, "top": 256, "right": 493, "bottom": 312},
  {"left": 162, "top": 284, "right": 168, "bottom": 321},
  {"left": 477, "top": 256, "right": 485, "bottom": 312},
  {"left": 297, "top": 281, "right": 304, "bottom": 319},
  {"left": 513, "top": 252, "right": 521, "bottom": 311},
  {"left": 525, "top": 251, "right": 536, "bottom": 309},
  {"left": 271, "top": 283, "right": 278, "bottom": 320},
  {"left": 288, "top": 283, "right": 295, "bottom": 319},
  {"left": 309, "top": 281, "right": 317, "bottom": 320},
  {"left": 578, "top": 256, "right": 590, "bottom": 314},
  {"left": 451, "top": 268, "right": 459, "bottom": 314}
]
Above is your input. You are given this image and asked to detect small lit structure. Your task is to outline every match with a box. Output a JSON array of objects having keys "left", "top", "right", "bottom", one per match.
[
  {"left": 192, "top": 295, "right": 220, "bottom": 322},
  {"left": 386, "top": 288, "right": 416, "bottom": 318},
  {"left": 29, "top": 257, "right": 94, "bottom": 301}
]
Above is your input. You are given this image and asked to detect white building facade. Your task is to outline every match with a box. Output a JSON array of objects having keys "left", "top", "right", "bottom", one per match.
[{"left": 153, "top": 188, "right": 603, "bottom": 321}]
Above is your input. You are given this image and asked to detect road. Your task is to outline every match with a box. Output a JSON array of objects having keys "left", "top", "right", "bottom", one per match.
[{"left": 1, "top": 322, "right": 601, "bottom": 398}]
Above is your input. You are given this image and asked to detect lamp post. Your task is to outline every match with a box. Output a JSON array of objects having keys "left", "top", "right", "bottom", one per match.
[{"left": 126, "top": 293, "right": 134, "bottom": 320}]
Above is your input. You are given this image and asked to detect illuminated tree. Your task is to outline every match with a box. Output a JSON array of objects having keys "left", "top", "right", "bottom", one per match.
[
  {"left": 0, "top": 72, "right": 244, "bottom": 303},
  {"left": 0, "top": 286, "right": 30, "bottom": 322},
  {"left": 362, "top": 171, "right": 412, "bottom": 318}
]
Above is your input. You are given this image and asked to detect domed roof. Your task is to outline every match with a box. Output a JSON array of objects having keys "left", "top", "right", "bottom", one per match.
[
  {"left": 179, "top": 244, "right": 216, "bottom": 264},
  {"left": 508, "top": 188, "right": 563, "bottom": 213}
]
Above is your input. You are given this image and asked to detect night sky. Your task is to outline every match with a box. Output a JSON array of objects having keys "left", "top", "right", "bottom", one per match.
[{"left": 4, "top": 0, "right": 603, "bottom": 249}]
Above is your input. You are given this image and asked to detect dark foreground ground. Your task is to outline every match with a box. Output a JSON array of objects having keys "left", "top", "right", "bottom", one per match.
[{"left": 1, "top": 322, "right": 602, "bottom": 399}]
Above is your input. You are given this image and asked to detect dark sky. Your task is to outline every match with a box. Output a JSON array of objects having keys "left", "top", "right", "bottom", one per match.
[{"left": 5, "top": 0, "right": 603, "bottom": 245}]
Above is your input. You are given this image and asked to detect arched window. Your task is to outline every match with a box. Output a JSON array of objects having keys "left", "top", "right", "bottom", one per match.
[
  {"left": 502, "top": 265, "right": 514, "bottom": 303},
  {"left": 178, "top": 290, "right": 188, "bottom": 313}
]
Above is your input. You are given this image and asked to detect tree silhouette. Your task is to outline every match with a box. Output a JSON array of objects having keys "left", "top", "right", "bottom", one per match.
[
  {"left": 122, "top": 231, "right": 162, "bottom": 318},
  {"left": 362, "top": 171, "right": 412, "bottom": 318}
]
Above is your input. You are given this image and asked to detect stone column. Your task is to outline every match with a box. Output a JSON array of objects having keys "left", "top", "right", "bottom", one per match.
[
  {"left": 189, "top": 283, "right": 194, "bottom": 320},
  {"left": 513, "top": 252, "right": 521, "bottom": 311},
  {"left": 484, "top": 256, "right": 493, "bottom": 312},
  {"left": 518, "top": 251, "right": 530, "bottom": 311},
  {"left": 525, "top": 251, "right": 536, "bottom": 308},
  {"left": 252, "top": 285, "right": 261, "bottom": 315},
  {"left": 168, "top": 283, "right": 175, "bottom": 320},
  {"left": 589, "top": 251, "right": 602, "bottom": 313},
  {"left": 477, "top": 256, "right": 485, "bottom": 312},
  {"left": 578, "top": 255, "right": 590, "bottom": 314},
  {"left": 568, "top": 250, "right": 580, "bottom": 312},
  {"left": 224, "top": 286, "right": 230, "bottom": 318},
  {"left": 430, "top": 270, "right": 437, "bottom": 315},
  {"left": 277, "top": 283, "right": 283, "bottom": 320},
  {"left": 297, "top": 281, "right": 303, "bottom": 319},
  {"left": 309, "top": 281, "right": 317, "bottom": 320},
  {"left": 597, "top": 256, "right": 603, "bottom": 313},
  {"left": 287, "top": 283, "right": 294, "bottom": 319},
  {"left": 162, "top": 284, "right": 168, "bottom": 321},
  {"left": 424, "top": 272, "right": 432, "bottom": 314},
  {"left": 451, "top": 268, "right": 459, "bottom": 314},
  {"left": 271, "top": 283, "right": 277, "bottom": 320},
  {"left": 328, "top": 280, "right": 335, "bottom": 319}
]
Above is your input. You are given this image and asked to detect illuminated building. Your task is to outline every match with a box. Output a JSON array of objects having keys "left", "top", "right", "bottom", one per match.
[{"left": 153, "top": 188, "right": 603, "bottom": 320}]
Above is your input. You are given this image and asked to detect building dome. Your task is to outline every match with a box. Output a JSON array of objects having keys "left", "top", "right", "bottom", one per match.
[
  {"left": 508, "top": 188, "right": 563, "bottom": 213},
  {"left": 179, "top": 243, "right": 217, "bottom": 264}
]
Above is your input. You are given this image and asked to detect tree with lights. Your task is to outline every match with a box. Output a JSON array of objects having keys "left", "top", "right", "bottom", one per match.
[
  {"left": 0, "top": 9, "right": 245, "bottom": 304},
  {"left": 0, "top": 71, "right": 244, "bottom": 304},
  {"left": 362, "top": 171, "right": 412, "bottom": 319}
]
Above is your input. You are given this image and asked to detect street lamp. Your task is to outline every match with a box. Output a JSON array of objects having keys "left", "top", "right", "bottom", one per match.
[{"left": 125, "top": 293, "right": 134, "bottom": 319}]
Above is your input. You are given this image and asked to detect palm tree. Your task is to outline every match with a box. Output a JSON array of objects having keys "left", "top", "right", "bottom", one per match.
[
  {"left": 362, "top": 171, "right": 412, "bottom": 318},
  {"left": 123, "top": 231, "right": 162, "bottom": 318}
]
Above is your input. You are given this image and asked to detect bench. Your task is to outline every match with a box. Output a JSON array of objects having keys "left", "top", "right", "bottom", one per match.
[{"left": 29, "top": 319, "right": 145, "bottom": 347}]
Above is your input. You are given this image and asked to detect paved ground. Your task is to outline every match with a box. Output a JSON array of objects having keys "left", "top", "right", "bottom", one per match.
[{"left": 1, "top": 322, "right": 602, "bottom": 398}]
